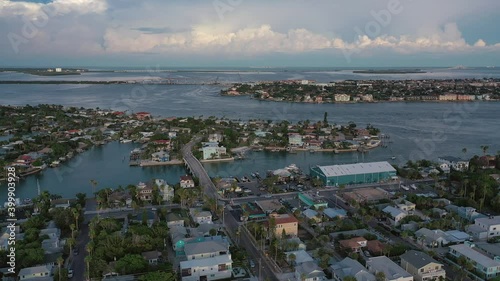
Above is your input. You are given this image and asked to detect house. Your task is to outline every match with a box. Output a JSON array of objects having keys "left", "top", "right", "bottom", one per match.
[
  {"left": 184, "top": 240, "right": 229, "bottom": 260},
  {"left": 324, "top": 208, "right": 347, "bottom": 219},
  {"left": 382, "top": 206, "right": 407, "bottom": 226},
  {"left": 303, "top": 209, "right": 321, "bottom": 222},
  {"left": 201, "top": 143, "right": 227, "bottom": 160},
  {"left": 479, "top": 155, "right": 496, "bottom": 169},
  {"left": 288, "top": 133, "right": 304, "bottom": 147},
  {"left": 285, "top": 237, "right": 307, "bottom": 251},
  {"left": 449, "top": 242, "right": 500, "bottom": 279},
  {"left": 180, "top": 175, "right": 195, "bottom": 188},
  {"left": 366, "top": 256, "right": 413, "bottom": 281},
  {"left": 134, "top": 112, "right": 151, "bottom": 120},
  {"left": 208, "top": 133, "right": 224, "bottom": 143},
  {"left": 167, "top": 213, "right": 185, "bottom": 228},
  {"left": 136, "top": 181, "right": 153, "bottom": 201},
  {"left": 151, "top": 150, "right": 170, "bottom": 162},
  {"left": 331, "top": 257, "right": 375, "bottom": 281},
  {"left": 469, "top": 215, "right": 500, "bottom": 240},
  {"left": 142, "top": 250, "right": 162, "bottom": 265},
  {"left": 366, "top": 240, "right": 386, "bottom": 256},
  {"left": 339, "top": 237, "right": 368, "bottom": 253},
  {"left": 285, "top": 250, "right": 314, "bottom": 265},
  {"left": 18, "top": 265, "right": 52, "bottom": 280},
  {"left": 295, "top": 261, "right": 327, "bottom": 281},
  {"left": 189, "top": 208, "right": 213, "bottom": 224},
  {"left": 334, "top": 94, "right": 351, "bottom": 102},
  {"left": 437, "top": 156, "right": 469, "bottom": 172},
  {"left": 414, "top": 228, "right": 450, "bottom": 247},
  {"left": 179, "top": 254, "right": 232, "bottom": 281},
  {"left": 268, "top": 214, "right": 299, "bottom": 237},
  {"left": 396, "top": 201, "right": 416, "bottom": 214},
  {"left": 171, "top": 226, "right": 188, "bottom": 253},
  {"left": 400, "top": 250, "right": 445, "bottom": 281},
  {"left": 154, "top": 179, "right": 174, "bottom": 201},
  {"left": 445, "top": 205, "right": 485, "bottom": 222}
]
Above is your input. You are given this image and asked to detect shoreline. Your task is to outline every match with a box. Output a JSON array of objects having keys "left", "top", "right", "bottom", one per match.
[
  {"left": 200, "top": 157, "right": 235, "bottom": 163},
  {"left": 139, "top": 159, "right": 184, "bottom": 167}
]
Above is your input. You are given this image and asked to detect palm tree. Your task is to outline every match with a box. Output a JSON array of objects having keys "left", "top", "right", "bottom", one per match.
[
  {"left": 70, "top": 223, "right": 76, "bottom": 239},
  {"left": 67, "top": 237, "right": 76, "bottom": 257},
  {"left": 462, "top": 147, "right": 467, "bottom": 158},
  {"left": 288, "top": 253, "right": 296, "bottom": 268},
  {"left": 480, "top": 145, "right": 489, "bottom": 156},
  {"left": 376, "top": 271, "right": 386, "bottom": 281},
  {"left": 56, "top": 256, "right": 64, "bottom": 281}
]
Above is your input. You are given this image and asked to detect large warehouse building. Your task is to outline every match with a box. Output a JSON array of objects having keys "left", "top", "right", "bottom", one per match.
[{"left": 310, "top": 161, "right": 397, "bottom": 186}]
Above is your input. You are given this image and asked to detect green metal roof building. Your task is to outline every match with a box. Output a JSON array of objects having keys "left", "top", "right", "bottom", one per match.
[{"left": 310, "top": 161, "right": 397, "bottom": 187}]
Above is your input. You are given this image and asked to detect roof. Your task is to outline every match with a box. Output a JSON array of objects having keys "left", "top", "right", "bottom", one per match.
[
  {"left": 400, "top": 250, "right": 441, "bottom": 269},
  {"left": 273, "top": 214, "right": 299, "bottom": 225},
  {"left": 184, "top": 240, "right": 228, "bottom": 256},
  {"left": 450, "top": 244, "right": 500, "bottom": 269},
  {"left": 315, "top": 161, "right": 396, "bottom": 178},
  {"left": 438, "top": 156, "right": 467, "bottom": 162},
  {"left": 295, "top": 261, "right": 326, "bottom": 278},
  {"left": 18, "top": 265, "right": 52, "bottom": 276},
  {"left": 445, "top": 230, "right": 470, "bottom": 242},
  {"left": 303, "top": 209, "right": 319, "bottom": 219},
  {"left": 366, "top": 240, "right": 385, "bottom": 254},
  {"left": 383, "top": 206, "right": 406, "bottom": 218},
  {"left": 340, "top": 237, "right": 367, "bottom": 249},
  {"left": 142, "top": 250, "right": 161, "bottom": 260},
  {"left": 285, "top": 250, "right": 314, "bottom": 265},
  {"left": 475, "top": 216, "right": 500, "bottom": 226},
  {"left": 366, "top": 256, "right": 412, "bottom": 280},
  {"left": 324, "top": 208, "right": 347, "bottom": 218},
  {"left": 180, "top": 254, "right": 232, "bottom": 269},
  {"left": 331, "top": 257, "right": 375, "bottom": 281},
  {"left": 180, "top": 175, "right": 193, "bottom": 181}
]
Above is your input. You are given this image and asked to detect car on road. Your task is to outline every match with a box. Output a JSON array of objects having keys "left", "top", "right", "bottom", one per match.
[
  {"left": 73, "top": 249, "right": 79, "bottom": 256},
  {"left": 264, "top": 194, "right": 272, "bottom": 198},
  {"left": 249, "top": 260, "right": 255, "bottom": 268},
  {"left": 68, "top": 269, "right": 74, "bottom": 278}
]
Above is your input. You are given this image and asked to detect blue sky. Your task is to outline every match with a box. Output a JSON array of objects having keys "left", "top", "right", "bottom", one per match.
[{"left": 1, "top": 0, "right": 499, "bottom": 67}]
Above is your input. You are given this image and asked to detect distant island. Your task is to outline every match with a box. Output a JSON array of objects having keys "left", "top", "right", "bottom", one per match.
[
  {"left": 353, "top": 69, "right": 426, "bottom": 74},
  {"left": 0, "top": 67, "right": 86, "bottom": 76}
]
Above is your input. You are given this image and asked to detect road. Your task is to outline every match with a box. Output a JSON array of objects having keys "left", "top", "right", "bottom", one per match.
[
  {"left": 224, "top": 208, "right": 279, "bottom": 281},
  {"left": 72, "top": 211, "right": 90, "bottom": 281}
]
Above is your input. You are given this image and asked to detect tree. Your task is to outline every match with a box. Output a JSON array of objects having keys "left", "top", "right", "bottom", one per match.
[
  {"left": 72, "top": 208, "right": 80, "bottom": 231},
  {"left": 76, "top": 192, "right": 87, "bottom": 207},
  {"left": 116, "top": 254, "right": 148, "bottom": 275},
  {"left": 457, "top": 255, "right": 474, "bottom": 281},
  {"left": 376, "top": 271, "right": 386, "bottom": 281},
  {"left": 288, "top": 253, "right": 296, "bottom": 267},
  {"left": 344, "top": 276, "right": 358, "bottom": 281},
  {"left": 481, "top": 145, "right": 489, "bottom": 156},
  {"left": 57, "top": 256, "right": 64, "bottom": 281}
]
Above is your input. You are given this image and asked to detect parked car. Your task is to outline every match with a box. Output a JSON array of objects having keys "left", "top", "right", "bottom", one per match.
[
  {"left": 249, "top": 260, "right": 256, "bottom": 268},
  {"left": 73, "top": 249, "right": 79, "bottom": 256},
  {"left": 68, "top": 269, "right": 74, "bottom": 278}
]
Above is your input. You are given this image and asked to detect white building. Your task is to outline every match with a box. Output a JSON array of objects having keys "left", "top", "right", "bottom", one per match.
[
  {"left": 471, "top": 215, "right": 500, "bottom": 240},
  {"left": 334, "top": 94, "right": 351, "bottom": 102},
  {"left": 449, "top": 242, "right": 500, "bottom": 280},
  {"left": 190, "top": 208, "right": 213, "bottom": 224},
  {"left": 201, "top": 142, "right": 227, "bottom": 160},
  {"left": 295, "top": 261, "right": 326, "bottom": 281},
  {"left": 382, "top": 206, "right": 407, "bottom": 226},
  {"left": 366, "top": 256, "right": 413, "bottom": 281},
  {"left": 18, "top": 265, "right": 52, "bottom": 280},
  {"left": 438, "top": 156, "right": 469, "bottom": 172},
  {"left": 180, "top": 254, "right": 232, "bottom": 281},
  {"left": 155, "top": 179, "right": 174, "bottom": 201}
]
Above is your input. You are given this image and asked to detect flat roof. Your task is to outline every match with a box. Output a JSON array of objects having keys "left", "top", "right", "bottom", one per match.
[
  {"left": 180, "top": 254, "right": 232, "bottom": 268},
  {"left": 475, "top": 216, "right": 500, "bottom": 226},
  {"left": 450, "top": 244, "right": 500, "bottom": 269},
  {"left": 315, "top": 161, "right": 396, "bottom": 178}
]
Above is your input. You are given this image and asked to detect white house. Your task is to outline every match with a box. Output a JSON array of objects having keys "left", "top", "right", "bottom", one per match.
[
  {"left": 201, "top": 142, "right": 227, "bottom": 160},
  {"left": 155, "top": 179, "right": 174, "bottom": 201},
  {"left": 190, "top": 208, "right": 213, "bottom": 224},
  {"left": 18, "top": 265, "right": 52, "bottom": 280},
  {"left": 180, "top": 175, "right": 195, "bottom": 188},
  {"left": 180, "top": 254, "right": 232, "bottom": 281},
  {"left": 382, "top": 206, "right": 407, "bottom": 226},
  {"left": 366, "top": 256, "right": 413, "bottom": 281},
  {"left": 415, "top": 228, "right": 450, "bottom": 247},
  {"left": 470, "top": 215, "right": 500, "bottom": 240},
  {"left": 449, "top": 242, "right": 500, "bottom": 280},
  {"left": 438, "top": 156, "right": 469, "bottom": 172},
  {"left": 334, "top": 94, "right": 351, "bottom": 102}
]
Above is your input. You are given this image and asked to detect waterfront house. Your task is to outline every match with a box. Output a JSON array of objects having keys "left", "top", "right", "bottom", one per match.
[
  {"left": 366, "top": 256, "right": 413, "bottom": 281},
  {"left": 134, "top": 112, "right": 151, "bottom": 120},
  {"left": 334, "top": 94, "right": 351, "bottom": 102},
  {"left": 437, "top": 156, "right": 469, "bottom": 172},
  {"left": 267, "top": 213, "right": 299, "bottom": 237},
  {"left": 295, "top": 261, "right": 326, "bottom": 281},
  {"left": 108, "top": 191, "right": 132, "bottom": 208},
  {"left": 189, "top": 208, "right": 213, "bottom": 225},
  {"left": 201, "top": 142, "right": 227, "bottom": 160},
  {"left": 449, "top": 242, "right": 500, "bottom": 279},
  {"left": 288, "top": 133, "right": 304, "bottom": 147},
  {"left": 382, "top": 206, "right": 407, "bottom": 226},
  {"left": 180, "top": 175, "right": 195, "bottom": 188},
  {"left": 179, "top": 254, "right": 232, "bottom": 281},
  {"left": 152, "top": 139, "right": 171, "bottom": 150},
  {"left": 18, "top": 265, "right": 52, "bottom": 280},
  {"left": 151, "top": 150, "right": 170, "bottom": 162},
  {"left": 339, "top": 237, "right": 367, "bottom": 253},
  {"left": 400, "top": 250, "right": 445, "bottom": 281},
  {"left": 142, "top": 250, "right": 162, "bottom": 265},
  {"left": 331, "top": 257, "right": 375, "bottom": 281}
]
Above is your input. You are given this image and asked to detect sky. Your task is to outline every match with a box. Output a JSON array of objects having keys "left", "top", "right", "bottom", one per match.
[{"left": 1, "top": 0, "right": 500, "bottom": 68}]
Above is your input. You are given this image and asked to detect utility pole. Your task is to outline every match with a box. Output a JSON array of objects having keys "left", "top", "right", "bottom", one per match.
[{"left": 259, "top": 258, "right": 262, "bottom": 280}]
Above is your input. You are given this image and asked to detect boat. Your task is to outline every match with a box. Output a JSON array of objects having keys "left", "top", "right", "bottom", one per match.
[
  {"left": 251, "top": 173, "right": 256, "bottom": 178},
  {"left": 390, "top": 156, "right": 396, "bottom": 160},
  {"left": 50, "top": 161, "right": 60, "bottom": 167},
  {"left": 121, "top": 139, "right": 132, "bottom": 143}
]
